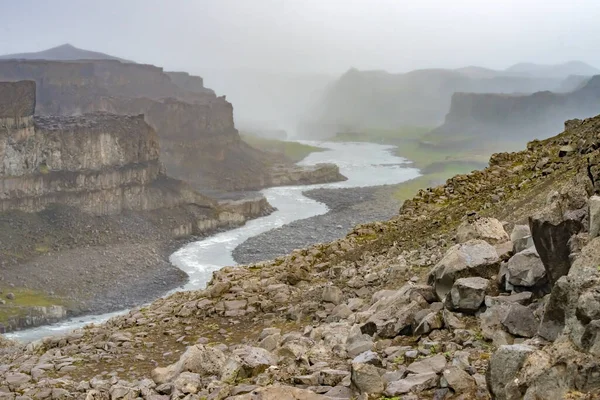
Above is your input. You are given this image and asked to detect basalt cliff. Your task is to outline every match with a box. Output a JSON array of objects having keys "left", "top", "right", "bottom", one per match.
[
  {"left": 0, "top": 81, "right": 273, "bottom": 332},
  {"left": 2, "top": 97, "right": 600, "bottom": 398},
  {"left": 0, "top": 59, "right": 344, "bottom": 191},
  {"left": 429, "top": 75, "right": 600, "bottom": 148}
]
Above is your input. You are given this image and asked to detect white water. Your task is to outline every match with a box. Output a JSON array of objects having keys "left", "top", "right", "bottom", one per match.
[{"left": 6, "top": 141, "right": 420, "bottom": 342}]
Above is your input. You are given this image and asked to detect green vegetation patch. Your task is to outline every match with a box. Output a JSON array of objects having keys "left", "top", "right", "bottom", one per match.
[
  {"left": 0, "top": 287, "right": 65, "bottom": 326},
  {"left": 241, "top": 133, "right": 325, "bottom": 163}
]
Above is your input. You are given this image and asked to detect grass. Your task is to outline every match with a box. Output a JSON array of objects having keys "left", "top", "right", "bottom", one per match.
[
  {"left": 241, "top": 133, "right": 325, "bottom": 163},
  {"left": 0, "top": 287, "right": 65, "bottom": 325},
  {"left": 332, "top": 126, "right": 495, "bottom": 201}
]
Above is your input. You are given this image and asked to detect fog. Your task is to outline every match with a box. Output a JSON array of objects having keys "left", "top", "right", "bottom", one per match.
[{"left": 3, "top": 0, "right": 600, "bottom": 134}]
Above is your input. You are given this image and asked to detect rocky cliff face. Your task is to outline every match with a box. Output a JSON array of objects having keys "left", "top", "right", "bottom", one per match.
[
  {"left": 0, "top": 60, "right": 343, "bottom": 191},
  {"left": 430, "top": 75, "right": 600, "bottom": 147}
]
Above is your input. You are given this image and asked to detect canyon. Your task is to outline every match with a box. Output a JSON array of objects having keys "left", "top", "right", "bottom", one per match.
[
  {"left": 0, "top": 80, "right": 275, "bottom": 332},
  {"left": 0, "top": 58, "right": 343, "bottom": 192}
]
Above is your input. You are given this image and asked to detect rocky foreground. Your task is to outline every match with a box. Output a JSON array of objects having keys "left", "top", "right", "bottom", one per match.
[{"left": 2, "top": 117, "right": 600, "bottom": 399}]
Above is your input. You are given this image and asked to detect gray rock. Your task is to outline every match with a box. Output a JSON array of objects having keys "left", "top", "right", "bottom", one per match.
[
  {"left": 589, "top": 195, "right": 600, "bottom": 238},
  {"left": 346, "top": 337, "right": 373, "bottom": 358},
  {"left": 456, "top": 217, "right": 509, "bottom": 245},
  {"left": 322, "top": 386, "right": 353, "bottom": 399},
  {"left": 506, "top": 247, "right": 546, "bottom": 287},
  {"left": 529, "top": 207, "right": 584, "bottom": 285},
  {"left": 352, "top": 351, "right": 382, "bottom": 368},
  {"left": 485, "top": 292, "right": 532, "bottom": 307},
  {"left": 174, "top": 371, "right": 201, "bottom": 394},
  {"left": 406, "top": 354, "right": 447, "bottom": 375},
  {"left": 229, "top": 386, "right": 327, "bottom": 399},
  {"left": 384, "top": 372, "right": 439, "bottom": 396},
  {"left": 447, "top": 277, "right": 489, "bottom": 313},
  {"left": 428, "top": 240, "right": 499, "bottom": 300},
  {"left": 501, "top": 304, "right": 538, "bottom": 338},
  {"left": 351, "top": 362, "right": 384, "bottom": 394},
  {"left": 322, "top": 286, "right": 343, "bottom": 305},
  {"left": 511, "top": 225, "right": 533, "bottom": 253},
  {"left": 151, "top": 344, "right": 226, "bottom": 384},
  {"left": 442, "top": 366, "right": 476, "bottom": 394},
  {"left": 486, "top": 344, "right": 535, "bottom": 400},
  {"left": 320, "top": 369, "right": 350, "bottom": 386}
]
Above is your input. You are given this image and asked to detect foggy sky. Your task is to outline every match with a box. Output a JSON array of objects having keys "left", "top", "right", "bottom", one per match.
[{"left": 2, "top": 0, "right": 600, "bottom": 75}]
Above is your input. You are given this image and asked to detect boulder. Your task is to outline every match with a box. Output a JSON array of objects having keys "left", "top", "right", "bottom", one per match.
[
  {"left": 486, "top": 344, "right": 535, "bottom": 400},
  {"left": 501, "top": 303, "right": 538, "bottom": 338},
  {"left": 351, "top": 362, "right": 384, "bottom": 394},
  {"left": 322, "top": 286, "right": 343, "bottom": 305},
  {"left": 442, "top": 366, "right": 476, "bottom": 394},
  {"left": 590, "top": 195, "right": 600, "bottom": 238},
  {"left": 529, "top": 193, "right": 585, "bottom": 285},
  {"left": 151, "top": 344, "right": 226, "bottom": 384},
  {"left": 384, "top": 372, "right": 439, "bottom": 396},
  {"left": 456, "top": 217, "right": 509, "bottom": 245},
  {"left": 511, "top": 224, "right": 533, "bottom": 253},
  {"left": 506, "top": 247, "right": 546, "bottom": 287},
  {"left": 428, "top": 240, "right": 499, "bottom": 300},
  {"left": 229, "top": 386, "right": 327, "bottom": 399},
  {"left": 406, "top": 354, "right": 447, "bottom": 375},
  {"left": 446, "top": 277, "right": 489, "bottom": 313},
  {"left": 413, "top": 311, "right": 444, "bottom": 336}
]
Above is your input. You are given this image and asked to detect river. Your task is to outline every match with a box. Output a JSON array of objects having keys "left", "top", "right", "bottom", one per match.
[{"left": 6, "top": 141, "right": 420, "bottom": 342}]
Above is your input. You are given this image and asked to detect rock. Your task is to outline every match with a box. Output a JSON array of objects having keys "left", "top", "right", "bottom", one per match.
[
  {"left": 346, "top": 337, "right": 373, "bottom": 358},
  {"left": 447, "top": 277, "right": 489, "bottom": 313},
  {"left": 506, "top": 247, "right": 547, "bottom": 287},
  {"left": 173, "top": 372, "right": 201, "bottom": 394},
  {"left": 151, "top": 344, "right": 226, "bottom": 384},
  {"left": 590, "top": 195, "right": 600, "bottom": 238},
  {"left": 537, "top": 278, "right": 570, "bottom": 341},
  {"left": 442, "top": 366, "right": 476, "bottom": 394},
  {"left": 322, "top": 386, "right": 353, "bottom": 399},
  {"left": 485, "top": 292, "right": 533, "bottom": 307},
  {"left": 5, "top": 293, "right": 14, "bottom": 300},
  {"left": 232, "top": 345, "right": 277, "bottom": 376},
  {"left": 352, "top": 350, "right": 382, "bottom": 368},
  {"left": 486, "top": 344, "right": 535, "bottom": 400},
  {"left": 5, "top": 373, "right": 30, "bottom": 390},
  {"left": 351, "top": 362, "right": 384, "bottom": 394},
  {"left": 109, "top": 385, "right": 140, "bottom": 399},
  {"left": 456, "top": 217, "right": 509, "bottom": 245},
  {"left": 320, "top": 369, "right": 350, "bottom": 386},
  {"left": 413, "top": 311, "right": 444, "bottom": 335},
  {"left": 322, "top": 286, "right": 343, "bottom": 305},
  {"left": 501, "top": 303, "right": 538, "bottom": 338},
  {"left": 229, "top": 386, "right": 328, "bottom": 399},
  {"left": 428, "top": 240, "right": 499, "bottom": 300},
  {"left": 406, "top": 354, "right": 447, "bottom": 375},
  {"left": 529, "top": 209, "right": 584, "bottom": 286},
  {"left": 384, "top": 372, "right": 439, "bottom": 396},
  {"left": 511, "top": 225, "right": 533, "bottom": 253}
]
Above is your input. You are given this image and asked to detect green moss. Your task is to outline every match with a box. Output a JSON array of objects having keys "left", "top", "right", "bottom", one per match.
[
  {"left": 38, "top": 163, "right": 50, "bottom": 174},
  {"left": 241, "top": 133, "right": 325, "bottom": 162},
  {"left": 0, "top": 287, "right": 66, "bottom": 325}
]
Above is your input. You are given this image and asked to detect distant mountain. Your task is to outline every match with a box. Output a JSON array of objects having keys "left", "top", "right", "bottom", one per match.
[
  {"left": 428, "top": 74, "right": 600, "bottom": 148},
  {"left": 0, "top": 43, "right": 131, "bottom": 62},
  {"left": 301, "top": 68, "right": 570, "bottom": 137},
  {"left": 505, "top": 61, "right": 599, "bottom": 78}
]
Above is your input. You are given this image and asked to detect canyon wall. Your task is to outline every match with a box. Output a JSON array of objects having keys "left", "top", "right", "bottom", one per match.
[
  {"left": 430, "top": 75, "right": 600, "bottom": 146},
  {"left": 0, "top": 60, "right": 276, "bottom": 191}
]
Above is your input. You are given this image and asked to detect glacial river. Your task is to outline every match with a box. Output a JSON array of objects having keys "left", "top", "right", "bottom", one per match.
[{"left": 7, "top": 141, "right": 420, "bottom": 342}]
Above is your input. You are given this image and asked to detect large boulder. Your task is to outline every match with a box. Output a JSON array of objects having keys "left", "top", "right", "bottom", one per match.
[
  {"left": 456, "top": 217, "right": 509, "bottom": 244},
  {"left": 511, "top": 224, "right": 534, "bottom": 253},
  {"left": 151, "top": 344, "right": 226, "bottom": 384},
  {"left": 501, "top": 303, "right": 538, "bottom": 338},
  {"left": 589, "top": 195, "right": 600, "bottom": 238},
  {"left": 229, "top": 386, "right": 327, "bottom": 399},
  {"left": 351, "top": 362, "right": 384, "bottom": 394},
  {"left": 506, "top": 247, "right": 547, "bottom": 288},
  {"left": 428, "top": 240, "right": 500, "bottom": 300},
  {"left": 486, "top": 344, "right": 535, "bottom": 400},
  {"left": 529, "top": 189, "right": 586, "bottom": 286},
  {"left": 446, "top": 277, "right": 489, "bottom": 313}
]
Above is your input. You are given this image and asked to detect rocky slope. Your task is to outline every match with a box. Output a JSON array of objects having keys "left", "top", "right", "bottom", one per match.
[
  {"left": 429, "top": 75, "right": 600, "bottom": 148},
  {"left": 0, "top": 58, "right": 344, "bottom": 191},
  {"left": 2, "top": 103, "right": 600, "bottom": 397},
  {"left": 0, "top": 81, "right": 276, "bottom": 332}
]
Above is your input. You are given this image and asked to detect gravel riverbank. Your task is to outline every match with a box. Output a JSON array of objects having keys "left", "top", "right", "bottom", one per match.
[{"left": 232, "top": 185, "right": 401, "bottom": 264}]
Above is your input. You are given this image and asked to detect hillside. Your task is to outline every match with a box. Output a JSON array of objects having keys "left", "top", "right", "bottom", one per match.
[
  {"left": 429, "top": 74, "right": 600, "bottom": 148},
  {"left": 1, "top": 102, "right": 600, "bottom": 397},
  {"left": 505, "top": 60, "right": 600, "bottom": 77}
]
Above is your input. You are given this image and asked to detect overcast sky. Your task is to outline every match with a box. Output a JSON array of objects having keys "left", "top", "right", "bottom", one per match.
[{"left": 1, "top": 0, "right": 599, "bottom": 75}]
